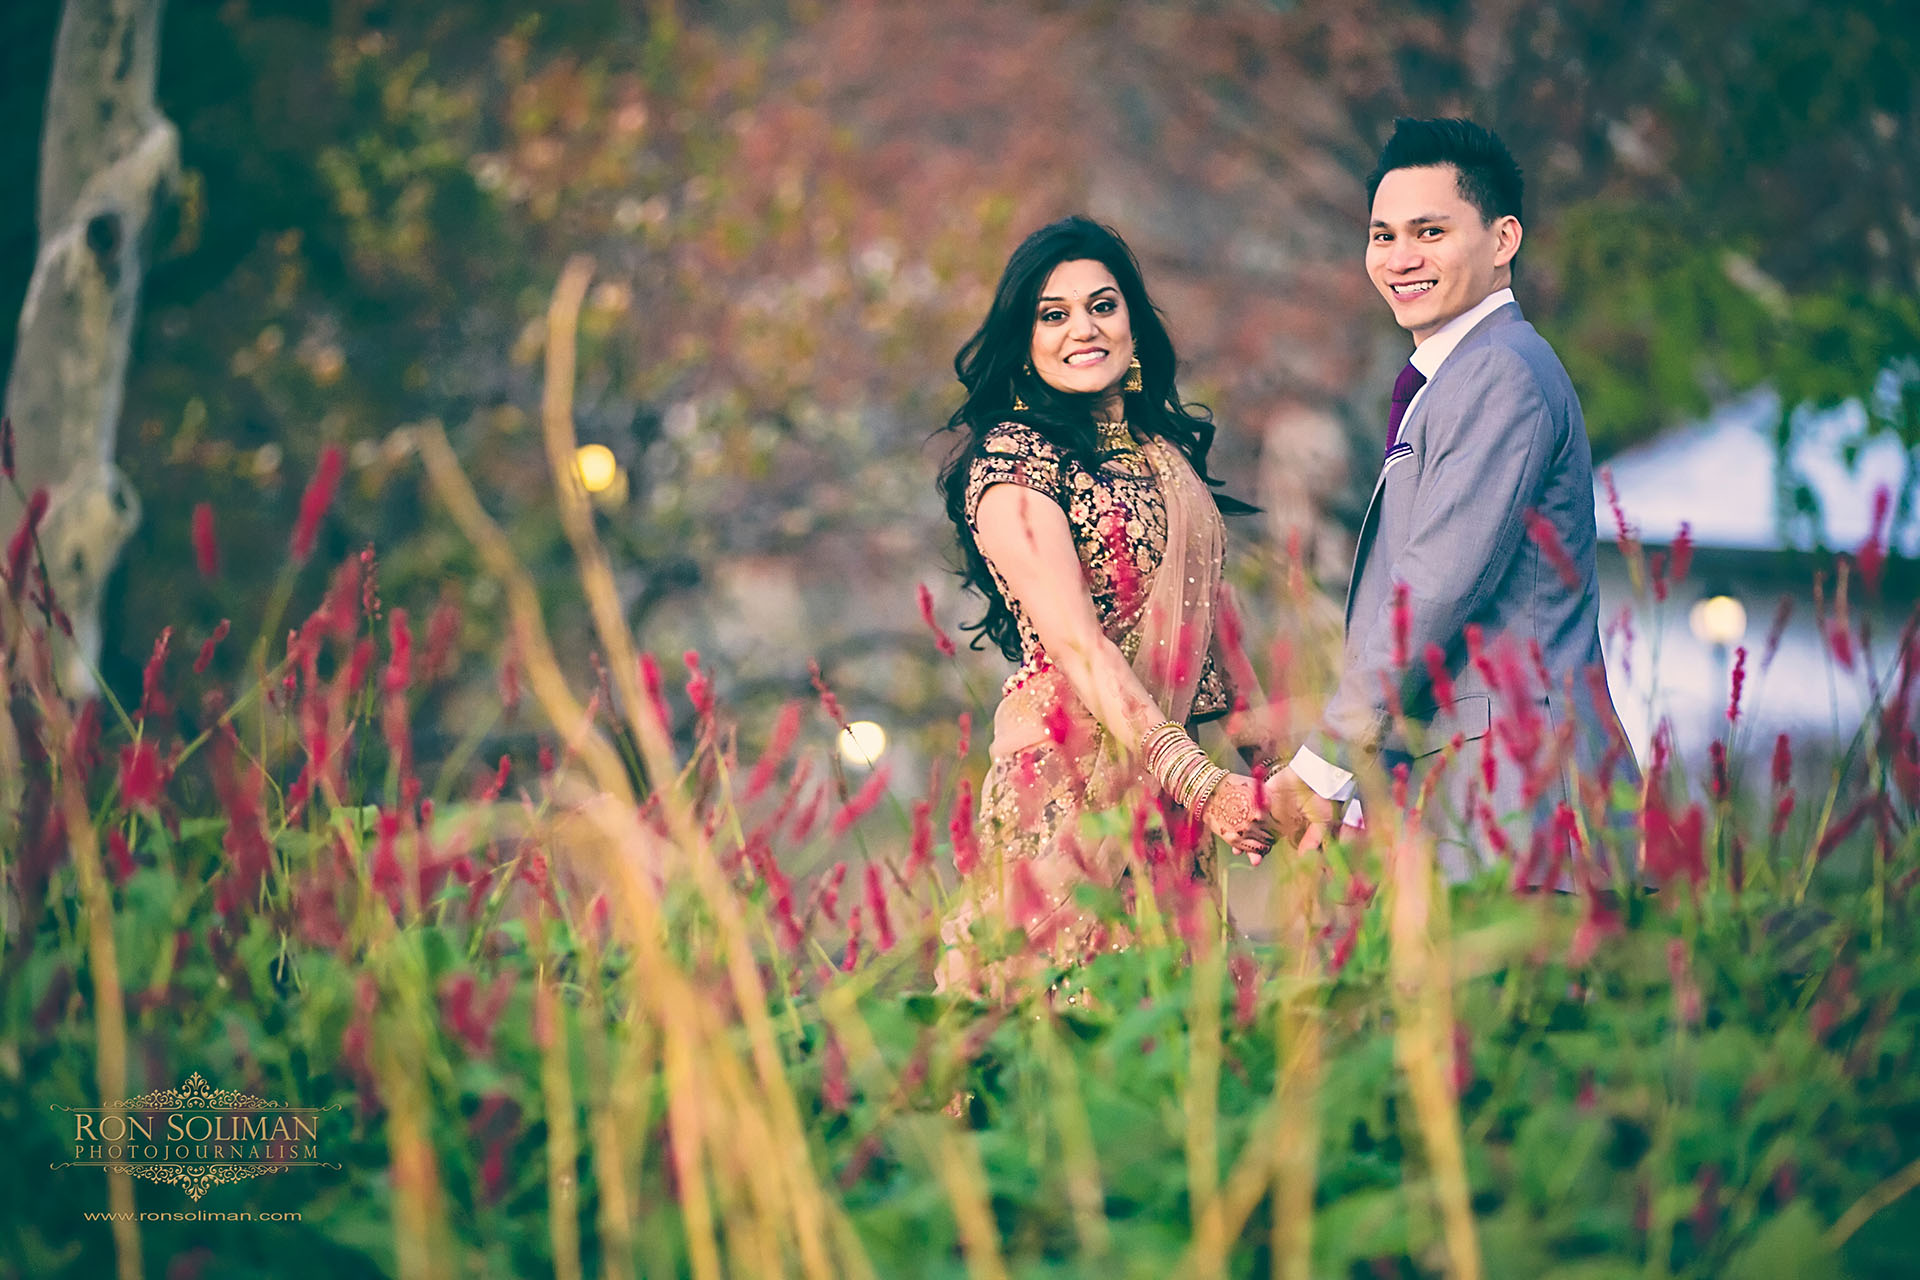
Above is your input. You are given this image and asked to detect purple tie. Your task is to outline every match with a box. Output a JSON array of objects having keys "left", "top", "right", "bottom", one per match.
[{"left": 1387, "top": 361, "right": 1427, "bottom": 455}]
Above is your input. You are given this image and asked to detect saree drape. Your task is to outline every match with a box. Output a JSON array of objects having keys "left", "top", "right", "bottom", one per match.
[{"left": 937, "top": 437, "right": 1229, "bottom": 997}]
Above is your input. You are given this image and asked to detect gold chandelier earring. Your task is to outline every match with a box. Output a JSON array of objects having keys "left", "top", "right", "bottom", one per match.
[
  {"left": 1012, "top": 364, "right": 1032, "bottom": 412},
  {"left": 1123, "top": 356, "right": 1144, "bottom": 393}
]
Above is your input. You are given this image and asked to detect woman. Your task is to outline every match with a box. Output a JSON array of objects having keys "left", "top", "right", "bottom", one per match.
[{"left": 936, "top": 216, "right": 1283, "bottom": 996}]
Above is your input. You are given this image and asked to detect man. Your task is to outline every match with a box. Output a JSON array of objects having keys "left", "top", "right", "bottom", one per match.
[{"left": 1266, "top": 117, "right": 1634, "bottom": 879}]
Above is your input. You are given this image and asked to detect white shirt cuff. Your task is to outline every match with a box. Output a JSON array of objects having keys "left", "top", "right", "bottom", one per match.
[
  {"left": 1288, "top": 747, "right": 1356, "bottom": 803},
  {"left": 1342, "top": 798, "right": 1365, "bottom": 829}
]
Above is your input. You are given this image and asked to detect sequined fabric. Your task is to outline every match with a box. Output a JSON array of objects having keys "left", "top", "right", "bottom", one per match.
[{"left": 939, "top": 423, "right": 1236, "bottom": 998}]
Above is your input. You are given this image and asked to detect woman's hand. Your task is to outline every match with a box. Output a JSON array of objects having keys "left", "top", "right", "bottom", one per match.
[{"left": 1201, "top": 774, "right": 1275, "bottom": 865}]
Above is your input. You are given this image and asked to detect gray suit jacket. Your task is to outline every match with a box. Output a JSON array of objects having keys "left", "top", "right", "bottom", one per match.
[{"left": 1326, "top": 301, "right": 1635, "bottom": 878}]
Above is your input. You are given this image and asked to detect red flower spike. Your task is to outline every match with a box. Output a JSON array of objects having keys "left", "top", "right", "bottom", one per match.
[
  {"left": 1044, "top": 698, "right": 1072, "bottom": 746},
  {"left": 118, "top": 741, "right": 170, "bottom": 812},
  {"left": 383, "top": 609, "right": 413, "bottom": 697},
  {"left": 359, "top": 545, "right": 381, "bottom": 620},
  {"left": 1390, "top": 580, "right": 1412, "bottom": 669},
  {"left": 683, "top": 650, "right": 714, "bottom": 719},
  {"left": 290, "top": 445, "right": 345, "bottom": 563},
  {"left": 1772, "top": 789, "right": 1797, "bottom": 837},
  {"left": 789, "top": 784, "right": 826, "bottom": 844},
  {"left": 193, "top": 619, "right": 231, "bottom": 675},
  {"left": 1726, "top": 646, "right": 1748, "bottom": 724},
  {"left": 107, "top": 830, "right": 136, "bottom": 886},
  {"left": 1760, "top": 596, "right": 1794, "bottom": 672},
  {"left": 1648, "top": 550, "right": 1670, "bottom": 603},
  {"left": 137, "top": 627, "right": 174, "bottom": 724},
  {"left": 1669, "top": 523, "right": 1693, "bottom": 586},
  {"left": 949, "top": 780, "right": 979, "bottom": 875},
  {"left": 499, "top": 643, "right": 522, "bottom": 717},
  {"left": 1708, "top": 741, "right": 1728, "bottom": 801},
  {"left": 191, "top": 503, "right": 220, "bottom": 580},
  {"left": 864, "top": 863, "right": 896, "bottom": 951},
  {"left": 956, "top": 710, "right": 971, "bottom": 758},
  {"left": 371, "top": 810, "right": 405, "bottom": 912},
  {"left": 905, "top": 799, "right": 934, "bottom": 880},
  {"left": 917, "top": 582, "right": 958, "bottom": 657},
  {"left": 1010, "top": 859, "right": 1062, "bottom": 949},
  {"left": 1423, "top": 643, "right": 1454, "bottom": 708},
  {"left": 1858, "top": 486, "right": 1891, "bottom": 597},
  {"left": 1568, "top": 885, "right": 1622, "bottom": 966},
  {"left": 830, "top": 763, "right": 892, "bottom": 837},
  {"left": 842, "top": 906, "right": 864, "bottom": 972},
  {"left": 809, "top": 659, "right": 848, "bottom": 730},
  {"left": 1523, "top": 508, "right": 1582, "bottom": 589},
  {"left": 422, "top": 596, "right": 462, "bottom": 683},
  {"left": 5, "top": 487, "right": 49, "bottom": 589},
  {"left": 745, "top": 702, "right": 803, "bottom": 802},
  {"left": 636, "top": 652, "right": 668, "bottom": 733},
  {"left": 0, "top": 416, "right": 12, "bottom": 478}
]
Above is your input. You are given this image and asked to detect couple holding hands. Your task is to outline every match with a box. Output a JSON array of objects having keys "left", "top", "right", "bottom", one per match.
[{"left": 935, "top": 117, "right": 1635, "bottom": 982}]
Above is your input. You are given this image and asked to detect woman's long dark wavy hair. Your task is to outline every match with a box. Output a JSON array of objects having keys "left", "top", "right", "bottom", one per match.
[{"left": 937, "top": 215, "right": 1255, "bottom": 663}]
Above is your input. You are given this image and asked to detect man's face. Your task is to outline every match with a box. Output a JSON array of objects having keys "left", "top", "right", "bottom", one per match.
[{"left": 1367, "top": 164, "right": 1521, "bottom": 344}]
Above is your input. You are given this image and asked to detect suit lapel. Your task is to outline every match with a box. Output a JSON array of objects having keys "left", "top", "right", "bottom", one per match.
[{"left": 1342, "top": 302, "right": 1524, "bottom": 630}]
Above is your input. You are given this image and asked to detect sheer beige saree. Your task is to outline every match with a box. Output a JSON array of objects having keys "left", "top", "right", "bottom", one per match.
[{"left": 937, "top": 438, "right": 1228, "bottom": 998}]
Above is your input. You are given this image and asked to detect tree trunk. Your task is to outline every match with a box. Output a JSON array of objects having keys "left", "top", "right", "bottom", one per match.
[{"left": 2, "top": 0, "right": 177, "bottom": 692}]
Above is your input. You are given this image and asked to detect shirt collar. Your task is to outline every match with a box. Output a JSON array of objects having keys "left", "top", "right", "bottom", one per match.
[{"left": 1408, "top": 287, "right": 1516, "bottom": 380}]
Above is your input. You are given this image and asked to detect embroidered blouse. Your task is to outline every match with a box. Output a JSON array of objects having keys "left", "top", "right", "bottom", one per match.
[{"left": 963, "top": 422, "right": 1232, "bottom": 721}]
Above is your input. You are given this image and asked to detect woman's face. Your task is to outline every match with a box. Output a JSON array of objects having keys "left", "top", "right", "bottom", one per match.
[{"left": 1028, "top": 259, "right": 1134, "bottom": 407}]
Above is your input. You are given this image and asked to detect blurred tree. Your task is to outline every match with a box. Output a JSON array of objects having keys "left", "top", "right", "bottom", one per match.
[{"left": 3, "top": 0, "right": 178, "bottom": 690}]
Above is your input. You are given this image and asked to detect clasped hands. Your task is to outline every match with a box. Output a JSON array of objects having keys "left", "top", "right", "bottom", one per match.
[{"left": 1200, "top": 765, "right": 1340, "bottom": 865}]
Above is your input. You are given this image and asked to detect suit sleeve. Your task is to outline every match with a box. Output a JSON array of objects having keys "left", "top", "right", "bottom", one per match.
[{"left": 1319, "top": 344, "right": 1558, "bottom": 764}]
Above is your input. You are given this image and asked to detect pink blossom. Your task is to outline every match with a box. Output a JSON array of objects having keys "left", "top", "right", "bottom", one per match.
[
  {"left": 118, "top": 741, "right": 170, "bottom": 812},
  {"left": 949, "top": 780, "right": 979, "bottom": 875},
  {"left": 1726, "top": 645, "right": 1747, "bottom": 724},
  {"left": 5, "top": 487, "right": 48, "bottom": 590},
  {"left": 917, "top": 582, "right": 957, "bottom": 657},
  {"left": 1390, "top": 580, "right": 1411, "bottom": 669},
  {"left": 1857, "top": 485, "right": 1891, "bottom": 596},
  {"left": 905, "top": 799, "right": 934, "bottom": 880},
  {"left": 191, "top": 503, "right": 220, "bottom": 580},
  {"left": 745, "top": 702, "right": 803, "bottom": 802},
  {"left": 1523, "top": 508, "right": 1582, "bottom": 589},
  {"left": 137, "top": 627, "right": 173, "bottom": 724},
  {"left": 683, "top": 650, "right": 714, "bottom": 720},
  {"left": 1669, "top": 522, "right": 1693, "bottom": 586},
  {"left": 421, "top": 596, "right": 462, "bottom": 683},
  {"left": 1423, "top": 642, "right": 1454, "bottom": 709},
  {"left": 107, "top": 830, "right": 136, "bottom": 886},
  {"left": 864, "top": 863, "right": 896, "bottom": 951},
  {"left": 290, "top": 445, "right": 345, "bottom": 563},
  {"left": 193, "top": 620, "right": 231, "bottom": 675},
  {"left": 809, "top": 660, "right": 847, "bottom": 730},
  {"left": 830, "top": 764, "right": 892, "bottom": 837}
]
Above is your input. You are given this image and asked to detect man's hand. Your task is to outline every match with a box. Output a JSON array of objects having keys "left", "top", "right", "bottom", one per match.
[{"left": 1261, "top": 764, "right": 1339, "bottom": 851}]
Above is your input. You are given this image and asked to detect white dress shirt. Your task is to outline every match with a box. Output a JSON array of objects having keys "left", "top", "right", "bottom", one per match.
[{"left": 1290, "top": 287, "right": 1518, "bottom": 826}]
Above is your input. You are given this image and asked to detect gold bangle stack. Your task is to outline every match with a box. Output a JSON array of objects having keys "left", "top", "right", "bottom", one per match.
[{"left": 1139, "top": 719, "right": 1230, "bottom": 815}]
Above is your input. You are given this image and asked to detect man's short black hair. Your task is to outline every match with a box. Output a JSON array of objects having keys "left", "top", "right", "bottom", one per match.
[{"left": 1366, "top": 117, "right": 1524, "bottom": 227}]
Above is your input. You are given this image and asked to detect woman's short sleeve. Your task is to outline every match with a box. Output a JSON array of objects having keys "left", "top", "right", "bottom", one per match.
[{"left": 963, "top": 424, "right": 1066, "bottom": 531}]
